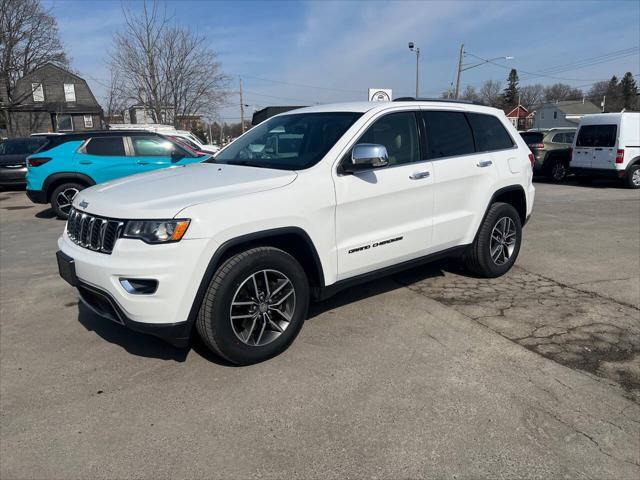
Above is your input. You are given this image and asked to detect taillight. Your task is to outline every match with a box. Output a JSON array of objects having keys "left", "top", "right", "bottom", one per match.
[
  {"left": 528, "top": 153, "right": 535, "bottom": 168},
  {"left": 529, "top": 143, "right": 544, "bottom": 150},
  {"left": 615, "top": 149, "right": 624, "bottom": 164},
  {"left": 27, "top": 157, "right": 52, "bottom": 167}
]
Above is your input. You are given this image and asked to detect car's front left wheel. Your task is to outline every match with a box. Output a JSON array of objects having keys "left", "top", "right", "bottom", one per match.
[{"left": 196, "top": 247, "right": 309, "bottom": 365}]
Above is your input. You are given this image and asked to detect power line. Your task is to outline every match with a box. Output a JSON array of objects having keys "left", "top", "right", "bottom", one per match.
[{"left": 234, "top": 74, "right": 361, "bottom": 94}]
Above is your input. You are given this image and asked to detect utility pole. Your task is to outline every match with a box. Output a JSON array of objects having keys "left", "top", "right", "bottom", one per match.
[
  {"left": 239, "top": 77, "right": 245, "bottom": 134},
  {"left": 601, "top": 95, "right": 606, "bottom": 112},
  {"left": 455, "top": 43, "right": 464, "bottom": 99},
  {"left": 415, "top": 47, "right": 420, "bottom": 98}
]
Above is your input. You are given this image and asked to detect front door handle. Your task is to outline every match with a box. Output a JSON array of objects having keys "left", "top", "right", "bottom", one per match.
[
  {"left": 137, "top": 161, "right": 149, "bottom": 165},
  {"left": 409, "top": 171, "right": 430, "bottom": 180},
  {"left": 477, "top": 160, "right": 493, "bottom": 168},
  {"left": 78, "top": 160, "right": 92, "bottom": 165}
]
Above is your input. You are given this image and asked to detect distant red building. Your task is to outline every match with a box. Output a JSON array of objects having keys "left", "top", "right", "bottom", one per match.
[{"left": 505, "top": 105, "right": 533, "bottom": 131}]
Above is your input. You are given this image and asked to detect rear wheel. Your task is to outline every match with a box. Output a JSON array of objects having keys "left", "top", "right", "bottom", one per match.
[
  {"left": 196, "top": 247, "right": 309, "bottom": 365},
  {"left": 625, "top": 164, "right": 640, "bottom": 189},
  {"left": 545, "top": 158, "right": 568, "bottom": 182},
  {"left": 464, "top": 202, "right": 522, "bottom": 278},
  {"left": 50, "top": 182, "right": 84, "bottom": 219}
]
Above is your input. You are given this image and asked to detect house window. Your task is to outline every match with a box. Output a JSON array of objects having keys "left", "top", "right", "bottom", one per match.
[
  {"left": 64, "top": 83, "right": 76, "bottom": 102},
  {"left": 57, "top": 114, "right": 73, "bottom": 132},
  {"left": 553, "top": 111, "right": 558, "bottom": 119},
  {"left": 32, "top": 83, "right": 44, "bottom": 102},
  {"left": 83, "top": 115, "right": 93, "bottom": 128}
]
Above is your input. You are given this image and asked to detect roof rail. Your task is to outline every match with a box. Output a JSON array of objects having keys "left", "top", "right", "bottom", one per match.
[{"left": 393, "top": 97, "right": 486, "bottom": 106}]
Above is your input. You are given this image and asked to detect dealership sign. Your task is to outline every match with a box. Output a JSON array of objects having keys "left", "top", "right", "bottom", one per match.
[{"left": 368, "top": 88, "right": 392, "bottom": 102}]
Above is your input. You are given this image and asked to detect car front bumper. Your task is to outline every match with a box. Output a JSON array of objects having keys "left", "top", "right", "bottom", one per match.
[{"left": 57, "top": 231, "right": 217, "bottom": 346}]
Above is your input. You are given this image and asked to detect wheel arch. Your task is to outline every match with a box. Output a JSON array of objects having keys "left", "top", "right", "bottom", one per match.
[
  {"left": 186, "top": 227, "right": 326, "bottom": 327},
  {"left": 626, "top": 156, "right": 640, "bottom": 169},
  {"left": 43, "top": 173, "right": 95, "bottom": 201},
  {"left": 487, "top": 185, "right": 527, "bottom": 226}
]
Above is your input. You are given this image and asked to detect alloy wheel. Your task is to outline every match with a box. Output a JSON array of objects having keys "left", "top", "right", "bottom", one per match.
[
  {"left": 490, "top": 217, "right": 517, "bottom": 266},
  {"left": 552, "top": 161, "right": 566, "bottom": 181},
  {"left": 632, "top": 168, "right": 640, "bottom": 187},
  {"left": 229, "top": 269, "right": 296, "bottom": 346},
  {"left": 56, "top": 188, "right": 79, "bottom": 215}
]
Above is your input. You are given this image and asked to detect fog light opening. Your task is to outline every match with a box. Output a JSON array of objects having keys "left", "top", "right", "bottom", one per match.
[{"left": 120, "top": 278, "right": 158, "bottom": 295}]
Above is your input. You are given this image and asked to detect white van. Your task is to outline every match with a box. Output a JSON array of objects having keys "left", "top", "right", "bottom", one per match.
[{"left": 570, "top": 112, "right": 640, "bottom": 188}]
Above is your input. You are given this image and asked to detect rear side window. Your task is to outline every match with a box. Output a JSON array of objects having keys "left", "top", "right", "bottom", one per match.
[
  {"left": 466, "top": 113, "right": 514, "bottom": 152},
  {"left": 0, "top": 139, "right": 44, "bottom": 155},
  {"left": 551, "top": 133, "right": 566, "bottom": 143},
  {"left": 85, "top": 137, "right": 126, "bottom": 156},
  {"left": 423, "top": 111, "right": 474, "bottom": 158},
  {"left": 576, "top": 125, "right": 617, "bottom": 147},
  {"left": 132, "top": 137, "right": 174, "bottom": 156}
]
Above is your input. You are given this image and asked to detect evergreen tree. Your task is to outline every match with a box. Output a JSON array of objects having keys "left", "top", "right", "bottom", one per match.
[
  {"left": 606, "top": 76, "right": 622, "bottom": 112},
  {"left": 619, "top": 72, "right": 638, "bottom": 111},
  {"left": 501, "top": 69, "right": 519, "bottom": 110}
]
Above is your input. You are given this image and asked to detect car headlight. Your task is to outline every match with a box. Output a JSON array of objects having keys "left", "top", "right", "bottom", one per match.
[{"left": 123, "top": 219, "right": 190, "bottom": 244}]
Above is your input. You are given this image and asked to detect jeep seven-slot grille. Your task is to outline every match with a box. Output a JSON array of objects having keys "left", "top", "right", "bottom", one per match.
[{"left": 66, "top": 208, "right": 124, "bottom": 254}]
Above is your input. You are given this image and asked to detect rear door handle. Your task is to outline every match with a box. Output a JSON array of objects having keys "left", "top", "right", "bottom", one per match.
[
  {"left": 79, "top": 160, "right": 92, "bottom": 165},
  {"left": 137, "top": 161, "right": 149, "bottom": 165},
  {"left": 477, "top": 160, "right": 493, "bottom": 167},
  {"left": 409, "top": 171, "right": 430, "bottom": 180}
]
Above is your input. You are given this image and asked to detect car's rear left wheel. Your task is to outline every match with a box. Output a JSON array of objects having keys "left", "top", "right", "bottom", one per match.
[
  {"left": 51, "top": 182, "right": 84, "bottom": 219},
  {"left": 196, "top": 247, "right": 309, "bottom": 365},
  {"left": 625, "top": 164, "right": 640, "bottom": 189},
  {"left": 545, "top": 159, "right": 568, "bottom": 182},
  {"left": 464, "top": 202, "right": 522, "bottom": 278}
]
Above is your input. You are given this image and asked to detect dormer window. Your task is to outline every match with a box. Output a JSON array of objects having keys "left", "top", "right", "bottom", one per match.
[
  {"left": 64, "top": 83, "right": 76, "bottom": 102},
  {"left": 32, "top": 83, "right": 44, "bottom": 102}
]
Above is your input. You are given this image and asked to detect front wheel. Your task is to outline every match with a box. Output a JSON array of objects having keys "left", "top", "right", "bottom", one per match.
[
  {"left": 464, "top": 202, "right": 522, "bottom": 278},
  {"left": 625, "top": 164, "right": 640, "bottom": 189},
  {"left": 50, "top": 182, "right": 84, "bottom": 219},
  {"left": 196, "top": 247, "right": 309, "bottom": 365}
]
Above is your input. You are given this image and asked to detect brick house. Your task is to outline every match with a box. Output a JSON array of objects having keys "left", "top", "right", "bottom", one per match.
[{"left": 6, "top": 63, "right": 103, "bottom": 137}]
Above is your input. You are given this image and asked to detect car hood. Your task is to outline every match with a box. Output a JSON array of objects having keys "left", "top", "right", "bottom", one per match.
[{"left": 73, "top": 163, "right": 297, "bottom": 219}]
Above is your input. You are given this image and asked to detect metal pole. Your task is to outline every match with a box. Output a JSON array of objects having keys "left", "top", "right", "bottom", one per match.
[
  {"left": 455, "top": 43, "right": 464, "bottom": 99},
  {"left": 239, "top": 77, "right": 245, "bottom": 134},
  {"left": 415, "top": 48, "right": 420, "bottom": 98}
]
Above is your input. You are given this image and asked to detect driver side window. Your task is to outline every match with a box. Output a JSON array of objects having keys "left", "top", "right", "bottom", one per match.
[{"left": 357, "top": 112, "right": 420, "bottom": 166}]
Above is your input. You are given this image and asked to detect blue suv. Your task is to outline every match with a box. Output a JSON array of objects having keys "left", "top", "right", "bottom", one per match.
[{"left": 26, "top": 131, "right": 208, "bottom": 218}]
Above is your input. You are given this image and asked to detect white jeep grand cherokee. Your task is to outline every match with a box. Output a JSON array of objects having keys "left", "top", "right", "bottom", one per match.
[{"left": 57, "top": 99, "right": 535, "bottom": 364}]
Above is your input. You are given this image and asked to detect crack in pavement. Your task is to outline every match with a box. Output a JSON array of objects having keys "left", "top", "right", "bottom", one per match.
[{"left": 398, "top": 265, "right": 640, "bottom": 403}]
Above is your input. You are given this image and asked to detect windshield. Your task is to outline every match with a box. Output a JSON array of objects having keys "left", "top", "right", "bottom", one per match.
[
  {"left": 213, "top": 112, "right": 362, "bottom": 170},
  {"left": 519, "top": 132, "right": 544, "bottom": 144}
]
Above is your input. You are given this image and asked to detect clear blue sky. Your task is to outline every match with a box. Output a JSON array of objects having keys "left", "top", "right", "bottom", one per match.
[{"left": 45, "top": 0, "right": 640, "bottom": 122}]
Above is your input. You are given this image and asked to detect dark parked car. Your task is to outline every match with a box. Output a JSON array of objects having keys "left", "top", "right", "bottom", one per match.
[
  {"left": 0, "top": 137, "right": 47, "bottom": 187},
  {"left": 520, "top": 128, "right": 576, "bottom": 181}
]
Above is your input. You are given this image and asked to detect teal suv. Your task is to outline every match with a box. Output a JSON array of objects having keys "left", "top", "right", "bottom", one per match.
[{"left": 26, "top": 131, "right": 208, "bottom": 218}]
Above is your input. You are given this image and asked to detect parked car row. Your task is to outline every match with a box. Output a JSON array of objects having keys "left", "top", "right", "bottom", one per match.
[{"left": 519, "top": 111, "right": 640, "bottom": 188}]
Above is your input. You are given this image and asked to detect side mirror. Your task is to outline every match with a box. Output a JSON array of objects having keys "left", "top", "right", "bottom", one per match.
[
  {"left": 171, "top": 149, "right": 186, "bottom": 162},
  {"left": 346, "top": 143, "right": 389, "bottom": 172}
]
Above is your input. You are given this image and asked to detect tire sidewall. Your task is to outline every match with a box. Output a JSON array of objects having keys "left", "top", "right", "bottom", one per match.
[
  {"left": 626, "top": 165, "right": 640, "bottom": 189},
  {"left": 204, "top": 249, "right": 309, "bottom": 364},
  {"left": 479, "top": 204, "right": 522, "bottom": 277}
]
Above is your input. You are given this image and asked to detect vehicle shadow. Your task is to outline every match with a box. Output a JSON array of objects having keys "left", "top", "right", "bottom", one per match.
[
  {"left": 535, "top": 175, "right": 626, "bottom": 189},
  {"left": 308, "top": 259, "right": 453, "bottom": 319},
  {"left": 35, "top": 207, "right": 58, "bottom": 219},
  {"left": 75, "top": 258, "right": 467, "bottom": 366}
]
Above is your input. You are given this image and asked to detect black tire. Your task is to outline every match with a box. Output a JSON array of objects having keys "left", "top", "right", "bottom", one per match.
[
  {"left": 50, "top": 182, "right": 84, "bottom": 219},
  {"left": 544, "top": 158, "right": 568, "bottom": 182},
  {"left": 576, "top": 175, "right": 592, "bottom": 185},
  {"left": 624, "top": 164, "right": 640, "bottom": 189},
  {"left": 196, "top": 247, "right": 309, "bottom": 365},
  {"left": 464, "top": 202, "right": 522, "bottom": 278}
]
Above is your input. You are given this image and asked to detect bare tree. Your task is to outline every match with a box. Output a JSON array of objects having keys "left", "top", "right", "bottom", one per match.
[
  {"left": 519, "top": 84, "right": 545, "bottom": 110},
  {"left": 460, "top": 85, "right": 480, "bottom": 103},
  {"left": 0, "top": 0, "right": 69, "bottom": 132},
  {"left": 543, "top": 83, "right": 583, "bottom": 102},
  {"left": 109, "top": 0, "right": 229, "bottom": 126},
  {"left": 479, "top": 80, "right": 502, "bottom": 108},
  {"left": 103, "top": 67, "right": 128, "bottom": 122}
]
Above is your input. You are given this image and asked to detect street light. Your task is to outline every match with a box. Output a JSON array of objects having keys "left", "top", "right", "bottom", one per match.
[
  {"left": 454, "top": 43, "right": 513, "bottom": 99},
  {"left": 408, "top": 42, "right": 420, "bottom": 98}
]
